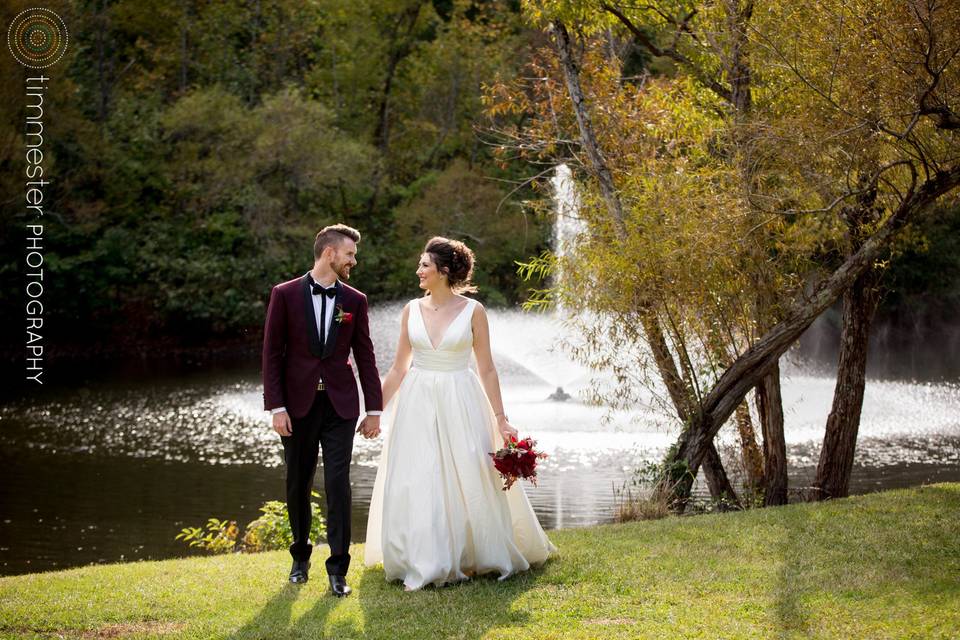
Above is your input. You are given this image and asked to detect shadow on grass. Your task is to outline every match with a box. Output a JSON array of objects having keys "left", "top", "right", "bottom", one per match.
[
  {"left": 773, "top": 483, "right": 960, "bottom": 637},
  {"left": 355, "top": 562, "right": 543, "bottom": 640},
  {"left": 774, "top": 503, "right": 811, "bottom": 639},
  {"left": 223, "top": 556, "right": 544, "bottom": 640},
  {"left": 228, "top": 574, "right": 344, "bottom": 640},
  {"left": 225, "top": 582, "right": 312, "bottom": 640}
]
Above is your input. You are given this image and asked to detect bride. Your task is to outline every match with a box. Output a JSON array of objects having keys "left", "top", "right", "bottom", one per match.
[{"left": 362, "top": 236, "right": 557, "bottom": 591}]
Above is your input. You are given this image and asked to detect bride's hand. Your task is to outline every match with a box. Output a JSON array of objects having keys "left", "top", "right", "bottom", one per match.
[
  {"left": 497, "top": 416, "right": 518, "bottom": 443},
  {"left": 356, "top": 414, "right": 381, "bottom": 439}
]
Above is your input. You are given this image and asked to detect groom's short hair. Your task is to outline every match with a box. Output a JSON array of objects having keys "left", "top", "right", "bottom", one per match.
[{"left": 314, "top": 223, "right": 361, "bottom": 259}]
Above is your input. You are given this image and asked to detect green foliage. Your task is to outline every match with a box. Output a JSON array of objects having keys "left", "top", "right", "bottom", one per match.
[
  {"left": 515, "top": 251, "right": 555, "bottom": 282},
  {"left": 881, "top": 204, "right": 960, "bottom": 320},
  {"left": 387, "top": 159, "right": 549, "bottom": 303},
  {"left": 175, "top": 492, "right": 326, "bottom": 554},
  {"left": 175, "top": 518, "right": 239, "bottom": 554},
  {"left": 242, "top": 493, "right": 327, "bottom": 553},
  {"left": 515, "top": 251, "right": 557, "bottom": 311},
  {"left": 0, "top": 0, "right": 548, "bottom": 351}
]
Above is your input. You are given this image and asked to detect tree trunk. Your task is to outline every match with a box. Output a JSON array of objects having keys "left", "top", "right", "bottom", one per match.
[
  {"left": 813, "top": 186, "right": 884, "bottom": 500},
  {"left": 95, "top": 1, "right": 111, "bottom": 123},
  {"left": 640, "top": 314, "right": 694, "bottom": 419},
  {"left": 666, "top": 164, "right": 960, "bottom": 506},
  {"left": 179, "top": 0, "right": 192, "bottom": 93},
  {"left": 813, "top": 261, "right": 881, "bottom": 499},
  {"left": 552, "top": 20, "right": 626, "bottom": 230},
  {"left": 726, "top": 0, "right": 754, "bottom": 119},
  {"left": 641, "top": 314, "right": 740, "bottom": 507},
  {"left": 366, "top": 0, "right": 424, "bottom": 215},
  {"left": 553, "top": 20, "right": 740, "bottom": 505},
  {"left": 735, "top": 401, "right": 766, "bottom": 493},
  {"left": 756, "top": 362, "right": 787, "bottom": 505},
  {"left": 702, "top": 443, "right": 741, "bottom": 509}
]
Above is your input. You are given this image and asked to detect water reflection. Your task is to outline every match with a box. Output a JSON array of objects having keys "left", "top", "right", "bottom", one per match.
[
  {"left": 3, "top": 369, "right": 956, "bottom": 473},
  {"left": 0, "top": 451, "right": 283, "bottom": 573},
  {"left": 1, "top": 303, "right": 958, "bottom": 576}
]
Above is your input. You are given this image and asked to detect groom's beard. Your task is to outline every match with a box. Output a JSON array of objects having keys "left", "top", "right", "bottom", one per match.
[{"left": 333, "top": 259, "right": 352, "bottom": 280}]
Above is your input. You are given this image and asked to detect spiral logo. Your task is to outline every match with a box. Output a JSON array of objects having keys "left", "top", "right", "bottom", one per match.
[{"left": 8, "top": 8, "right": 68, "bottom": 68}]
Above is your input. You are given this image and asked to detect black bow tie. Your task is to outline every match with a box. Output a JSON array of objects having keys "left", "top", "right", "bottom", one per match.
[{"left": 311, "top": 283, "right": 337, "bottom": 298}]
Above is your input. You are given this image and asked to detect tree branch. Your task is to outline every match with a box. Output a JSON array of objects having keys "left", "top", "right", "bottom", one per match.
[
  {"left": 550, "top": 19, "right": 626, "bottom": 231},
  {"left": 600, "top": 2, "right": 734, "bottom": 104}
]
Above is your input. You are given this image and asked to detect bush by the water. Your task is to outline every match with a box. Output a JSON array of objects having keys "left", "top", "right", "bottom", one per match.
[{"left": 176, "top": 492, "right": 325, "bottom": 553}]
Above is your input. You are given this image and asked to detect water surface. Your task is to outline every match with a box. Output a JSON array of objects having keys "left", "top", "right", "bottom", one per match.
[{"left": 1, "top": 304, "right": 957, "bottom": 576}]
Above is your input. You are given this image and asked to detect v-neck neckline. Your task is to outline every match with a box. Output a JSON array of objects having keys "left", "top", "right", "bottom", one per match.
[{"left": 417, "top": 298, "right": 472, "bottom": 351}]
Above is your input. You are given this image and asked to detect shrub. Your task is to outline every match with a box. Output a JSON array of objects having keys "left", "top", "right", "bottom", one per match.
[{"left": 176, "top": 491, "right": 326, "bottom": 554}]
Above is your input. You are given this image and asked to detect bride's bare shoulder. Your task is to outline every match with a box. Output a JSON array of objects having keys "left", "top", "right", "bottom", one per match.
[
  {"left": 404, "top": 297, "right": 429, "bottom": 314},
  {"left": 462, "top": 296, "right": 486, "bottom": 318}
]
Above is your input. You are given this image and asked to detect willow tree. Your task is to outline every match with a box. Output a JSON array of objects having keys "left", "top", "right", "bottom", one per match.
[
  {"left": 592, "top": 0, "right": 791, "bottom": 505},
  {"left": 493, "top": 0, "right": 960, "bottom": 507},
  {"left": 745, "top": 0, "right": 960, "bottom": 499},
  {"left": 487, "top": 40, "right": 820, "bottom": 508}
]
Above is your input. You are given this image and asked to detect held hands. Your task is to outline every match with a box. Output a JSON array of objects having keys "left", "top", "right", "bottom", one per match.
[
  {"left": 272, "top": 411, "right": 380, "bottom": 439},
  {"left": 356, "top": 414, "right": 381, "bottom": 439},
  {"left": 272, "top": 411, "right": 293, "bottom": 437}
]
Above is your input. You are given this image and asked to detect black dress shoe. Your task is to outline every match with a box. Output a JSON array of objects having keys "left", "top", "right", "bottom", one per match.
[
  {"left": 289, "top": 559, "right": 310, "bottom": 584},
  {"left": 328, "top": 574, "right": 352, "bottom": 597}
]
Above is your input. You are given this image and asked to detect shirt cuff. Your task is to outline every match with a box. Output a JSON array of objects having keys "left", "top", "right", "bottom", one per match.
[
  {"left": 366, "top": 411, "right": 383, "bottom": 416},
  {"left": 270, "top": 407, "right": 287, "bottom": 414}
]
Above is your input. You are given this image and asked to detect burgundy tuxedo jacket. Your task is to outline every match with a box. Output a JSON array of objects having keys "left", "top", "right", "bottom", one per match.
[{"left": 261, "top": 273, "right": 383, "bottom": 420}]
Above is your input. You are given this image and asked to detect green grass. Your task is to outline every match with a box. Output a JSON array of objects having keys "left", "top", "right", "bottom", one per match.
[{"left": 2, "top": 484, "right": 959, "bottom": 639}]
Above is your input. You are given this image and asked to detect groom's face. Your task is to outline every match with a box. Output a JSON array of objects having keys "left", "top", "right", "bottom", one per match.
[{"left": 329, "top": 238, "right": 358, "bottom": 280}]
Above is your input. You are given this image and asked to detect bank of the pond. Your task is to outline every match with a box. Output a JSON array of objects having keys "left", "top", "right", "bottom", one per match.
[{"left": 1, "top": 484, "right": 958, "bottom": 639}]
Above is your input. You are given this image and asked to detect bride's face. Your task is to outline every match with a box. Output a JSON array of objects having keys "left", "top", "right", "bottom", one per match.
[{"left": 416, "top": 253, "right": 446, "bottom": 291}]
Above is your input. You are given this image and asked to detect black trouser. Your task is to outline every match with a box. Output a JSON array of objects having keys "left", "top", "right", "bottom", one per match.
[{"left": 281, "top": 390, "right": 355, "bottom": 576}]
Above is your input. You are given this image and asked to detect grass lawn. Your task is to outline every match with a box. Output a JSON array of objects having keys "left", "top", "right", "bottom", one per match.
[{"left": 1, "top": 483, "right": 958, "bottom": 639}]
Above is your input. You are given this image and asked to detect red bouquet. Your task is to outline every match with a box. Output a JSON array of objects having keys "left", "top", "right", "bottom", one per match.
[{"left": 489, "top": 436, "right": 547, "bottom": 491}]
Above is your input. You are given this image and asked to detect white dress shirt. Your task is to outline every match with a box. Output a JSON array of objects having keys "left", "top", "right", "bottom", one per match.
[
  {"left": 312, "top": 277, "right": 338, "bottom": 345},
  {"left": 270, "top": 276, "right": 381, "bottom": 417}
]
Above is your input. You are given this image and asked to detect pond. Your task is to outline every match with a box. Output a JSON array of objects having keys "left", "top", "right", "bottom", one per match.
[{"left": 1, "top": 303, "right": 958, "bottom": 576}]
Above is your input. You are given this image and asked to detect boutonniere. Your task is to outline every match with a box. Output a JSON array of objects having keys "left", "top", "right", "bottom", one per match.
[{"left": 334, "top": 305, "right": 353, "bottom": 324}]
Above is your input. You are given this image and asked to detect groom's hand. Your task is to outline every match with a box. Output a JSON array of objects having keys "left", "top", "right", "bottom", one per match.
[
  {"left": 356, "top": 415, "right": 381, "bottom": 439},
  {"left": 272, "top": 411, "right": 293, "bottom": 437}
]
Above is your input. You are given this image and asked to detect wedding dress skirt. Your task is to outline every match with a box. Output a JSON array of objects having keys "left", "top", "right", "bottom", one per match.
[{"left": 364, "top": 297, "right": 557, "bottom": 590}]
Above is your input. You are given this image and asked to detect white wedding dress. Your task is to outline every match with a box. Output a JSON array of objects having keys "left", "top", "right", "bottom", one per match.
[{"left": 363, "top": 297, "right": 557, "bottom": 590}]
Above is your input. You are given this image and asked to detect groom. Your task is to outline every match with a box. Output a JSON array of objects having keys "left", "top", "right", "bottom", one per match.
[{"left": 262, "top": 223, "right": 383, "bottom": 596}]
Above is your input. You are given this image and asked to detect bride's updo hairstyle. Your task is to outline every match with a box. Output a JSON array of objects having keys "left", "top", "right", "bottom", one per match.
[{"left": 424, "top": 236, "right": 478, "bottom": 294}]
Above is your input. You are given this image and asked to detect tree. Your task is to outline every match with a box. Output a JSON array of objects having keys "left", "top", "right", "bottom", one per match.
[
  {"left": 488, "top": 39, "right": 790, "bottom": 506},
  {"left": 0, "top": 0, "right": 547, "bottom": 361},
  {"left": 495, "top": 0, "right": 960, "bottom": 508}
]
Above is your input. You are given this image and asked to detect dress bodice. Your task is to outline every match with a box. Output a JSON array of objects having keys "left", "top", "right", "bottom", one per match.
[{"left": 409, "top": 297, "right": 476, "bottom": 372}]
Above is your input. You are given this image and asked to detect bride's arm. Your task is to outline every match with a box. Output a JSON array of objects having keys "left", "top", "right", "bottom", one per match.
[
  {"left": 381, "top": 303, "right": 413, "bottom": 408},
  {"left": 472, "top": 303, "right": 519, "bottom": 443}
]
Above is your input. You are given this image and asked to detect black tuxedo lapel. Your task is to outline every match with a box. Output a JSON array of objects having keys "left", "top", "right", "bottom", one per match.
[
  {"left": 322, "top": 281, "right": 343, "bottom": 359},
  {"left": 301, "top": 273, "right": 324, "bottom": 358}
]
